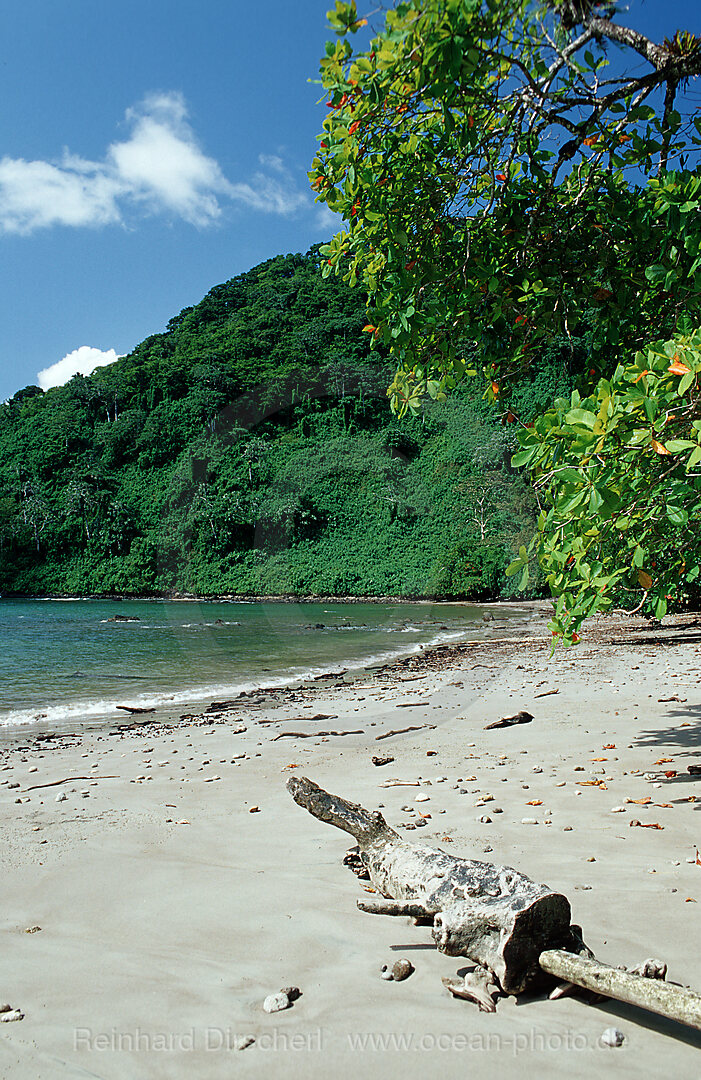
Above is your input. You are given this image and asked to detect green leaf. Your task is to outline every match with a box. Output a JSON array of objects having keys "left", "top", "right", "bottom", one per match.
[
  {"left": 666, "top": 505, "right": 688, "bottom": 525},
  {"left": 512, "top": 447, "right": 537, "bottom": 468}
]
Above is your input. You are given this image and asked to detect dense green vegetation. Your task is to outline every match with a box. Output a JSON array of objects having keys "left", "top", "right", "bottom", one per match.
[
  {"left": 313, "top": 0, "right": 701, "bottom": 640},
  {"left": 0, "top": 248, "right": 554, "bottom": 598}
]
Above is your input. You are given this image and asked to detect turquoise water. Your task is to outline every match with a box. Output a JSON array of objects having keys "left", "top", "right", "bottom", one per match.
[{"left": 0, "top": 598, "right": 529, "bottom": 733}]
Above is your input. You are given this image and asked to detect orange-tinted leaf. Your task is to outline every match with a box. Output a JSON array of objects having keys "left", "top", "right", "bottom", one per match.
[
  {"left": 496, "top": 173, "right": 507, "bottom": 182},
  {"left": 526, "top": 800, "right": 543, "bottom": 806},
  {"left": 629, "top": 797, "right": 652, "bottom": 805},
  {"left": 591, "top": 287, "right": 613, "bottom": 301},
  {"left": 633, "top": 370, "right": 648, "bottom": 383},
  {"left": 654, "top": 758, "right": 673, "bottom": 764},
  {"left": 651, "top": 439, "right": 671, "bottom": 456},
  {"left": 362, "top": 325, "right": 376, "bottom": 333},
  {"left": 591, "top": 757, "right": 608, "bottom": 762},
  {"left": 637, "top": 569, "right": 653, "bottom": 590},
  {"left": 603, "top": 744, "right": 616, "bottom": 749},
  {"left": 582, "top": 136, "right": 600, "bottom": 147},
  {"left": 668, "top": 360, "right": 691, "bottom": 375},
  {"left": 630, "top": 820, "right": 663, "bottom": 829},
  {"left": 686, "top": 897, "right": 697, "bottom": 902},
  {"left": 665, "top": 770, "right": 677, "bottom": 778},
  {"left": 349, "top": 120, "right": 361, "bottom": 135},
  {"left": 491, "top": 382, "right": 499, "bottom": 395}
]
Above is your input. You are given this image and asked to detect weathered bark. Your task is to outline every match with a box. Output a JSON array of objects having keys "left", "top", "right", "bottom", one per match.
[
  {"left": 539, "top": 951, "right": 701, "bottom": 1032},
  {"left": 287, "top": 776, "right": 578, "bottom": 994}
]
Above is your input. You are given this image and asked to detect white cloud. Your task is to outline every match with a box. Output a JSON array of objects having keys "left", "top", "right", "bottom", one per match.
[
  {"left": 0, "top": 92, "right": 309, "bottom": 234},
  {"left": 229, "top": 173, "right": 309, "bottom": 216},
  {"left": 38, "top": 346, "right": 121, "bottom": 390},
  {"left": 315, "top": 204, "right": 342, "bottom": 234},
  {"left": 107, "top": 92, "right": 231, "bottom": 226}
]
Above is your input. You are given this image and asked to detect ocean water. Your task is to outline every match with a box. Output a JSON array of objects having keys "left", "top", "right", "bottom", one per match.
[{"left": 0, "top": 598, "right": 530, "bottom": 734}]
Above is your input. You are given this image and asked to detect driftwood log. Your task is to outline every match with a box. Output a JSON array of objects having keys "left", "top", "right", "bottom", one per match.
[
  {"left": 288, "top": 776, "right": 701, "bottom": 1029},
  {"left": 288, "top": 775, "right": 581, "bottom": 994}
]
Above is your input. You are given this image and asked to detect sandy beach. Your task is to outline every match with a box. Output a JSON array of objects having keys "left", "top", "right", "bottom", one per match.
[{"left": 1, "top": 604, "right": 700, "bottom": 1078}]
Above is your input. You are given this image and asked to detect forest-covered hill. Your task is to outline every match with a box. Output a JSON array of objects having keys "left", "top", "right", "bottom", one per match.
[{"left": 0, "top": 247, "right": 572, "bottom": 598}]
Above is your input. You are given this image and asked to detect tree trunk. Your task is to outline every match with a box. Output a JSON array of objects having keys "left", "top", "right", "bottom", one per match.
[{"left": 287, "top": 776, "right": 581, "bottom": 994}]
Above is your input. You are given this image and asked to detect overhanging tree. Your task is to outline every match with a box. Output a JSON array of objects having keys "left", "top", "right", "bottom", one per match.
[{"left": 312, "top": 0, "right": 701, "bottom": 641}]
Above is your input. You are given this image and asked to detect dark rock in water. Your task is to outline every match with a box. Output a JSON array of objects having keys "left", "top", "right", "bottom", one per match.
[
  {"left": 107, "top": 615, "right": 140, "bottom": 622},
  {"left": 302, "top": 623, "right": 326, "bottom": 630},
  {"left": 482, "top": 613, "right": 495, "bottom": 622}
]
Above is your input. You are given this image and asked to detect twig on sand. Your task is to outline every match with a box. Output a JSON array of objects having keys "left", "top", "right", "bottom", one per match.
[
  {"left": 25, "top": 775, "right": 119, "bottom": 791},
  {"left": 375, "top": 724, "right": 437, "bottom": 741},
  {"left": 272, "top": 729, "right": 364, "bottom": 741},
  {"left": 484, "top": 711, "right": 533, "bottom": 730}
]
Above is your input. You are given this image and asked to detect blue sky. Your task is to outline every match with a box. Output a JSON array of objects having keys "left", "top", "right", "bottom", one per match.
[{"left": 0, "top": 0, "right": 697, "bottom": 400}]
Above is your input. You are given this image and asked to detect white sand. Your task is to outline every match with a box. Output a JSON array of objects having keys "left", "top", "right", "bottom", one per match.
[{"left": 1, "top": 607, "right": 700, "bottom": 1078}]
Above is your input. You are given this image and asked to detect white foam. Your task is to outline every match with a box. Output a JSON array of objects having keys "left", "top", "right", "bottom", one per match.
[{"left": 0, "top": 628, "right": 466, "bottom": 732}]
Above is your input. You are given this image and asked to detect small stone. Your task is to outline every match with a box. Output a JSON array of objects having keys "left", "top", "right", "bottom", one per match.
[
  {"left": 586, "top": 856, "right": 596, "bottom": 862},
  {"left": 611, "top": 806, "right": 626, "bottom": 813},
  {"left": 280, "top": 986, "right": 301, "bottom": 1002},
  {"left": 55, "top": 793, "right": 67, "bottom": 802},
  {"left": 392, "top": 958, "right": 414, "bottom": 981},
  {"left": 532, "top": 767, "right": 543, "bottom": 774},
  {"left": 0, "top": 1009, "right": 23, "bottom": 1023},
  {"left": 563, "top": 826, "right": 573, "bottom": 832},
  {"left": 380, "top": 964, "right": 393, "bottom": 980},
  {"left": 234, "top": 1036, "right": 255, "bottom": 1050},
  {"left": 249, "top": 806, "right": 260, "bottom": 813},
  {"left": 521, "top": 818, "right": 539, "bottom": 825},
  {"left": 415, "top": 794, "right": 430, "bottom": 803},
  {"left": 8, "top": 782, "right": 19, "bottom": 789},
  {"left": 478, "top": 815, "right": 492, "bottom": 824},
  {"left": 263, "top": 992, "right": 289, "bottom": 1013},
  {"left": 555, "top": 781, "right": 566, "bottom": 787},
  {"left": 600, "top": 1027, "right": 625, "bottom": 1048},
  {"left": 492, "top": 807, "right": 503, "bottom": 814},
  {"left": 25, "top": 926, "right": 41, "bottom": 934}
]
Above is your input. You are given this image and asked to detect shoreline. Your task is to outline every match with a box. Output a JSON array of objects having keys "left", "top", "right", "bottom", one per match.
[
  {"left": 0, "top": 600, "right": 547, "bottom": 742},
  {"left": 1, "top": 610, "right": 700, "bottom": 1076},
  {"left": 1, "top": 593, "right": 548, "bottom": 606}
]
